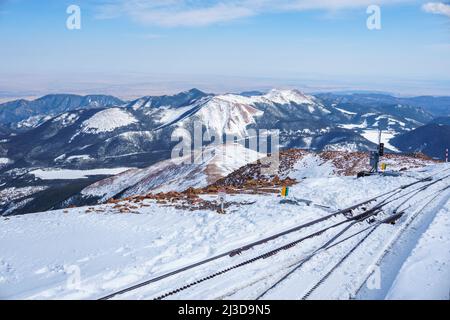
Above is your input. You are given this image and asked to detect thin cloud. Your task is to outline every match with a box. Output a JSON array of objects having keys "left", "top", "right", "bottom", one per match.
[
  {"left": 95, "top": 0, "right": 410, "bottom": 27},
  {"left": 422, "top": 2, "right": 450, "bottom": 18}
]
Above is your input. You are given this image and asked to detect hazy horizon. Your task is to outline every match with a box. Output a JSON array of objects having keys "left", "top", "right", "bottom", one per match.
[{"left": 1, "top": 1, "right": 450, "bottom": 100}]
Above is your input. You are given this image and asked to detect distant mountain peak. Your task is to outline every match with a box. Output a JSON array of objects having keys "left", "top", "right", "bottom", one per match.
[
  {"left": 0, "top": 94, "right": 124, "bottom": 126},
  {"left": 127, "top": 88, "right": 208, "bottom": 110},
  {"left": 184, "top": 88, "right": 205, "bottom": 95},
  {"left": 264, "top": 89, "right": 315, "bottom": 105}
]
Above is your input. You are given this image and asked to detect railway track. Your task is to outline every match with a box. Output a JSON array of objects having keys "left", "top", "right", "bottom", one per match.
[
  {"left": 98, "top": 168, "right": 449, "bottom": 300},
  {"left": 303, "top": 185, "right": 449, "bottom": 300},
  {"left": 257, "top": 176, "right": 450, "bottom": 300}
]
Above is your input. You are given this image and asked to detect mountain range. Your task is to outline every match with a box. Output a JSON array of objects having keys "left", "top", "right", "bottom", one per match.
[
  {"left": 0, "top": 94, "right": 124, "bottom": 130},
  {"left": 0, "top": 88, "right": 448, "bottom": 216},
  {"left": 391, "top": 123, "right": 450, "bottom": 159},
  {"left": 1, "top": 89, "right": 445, "bottom": 170}
]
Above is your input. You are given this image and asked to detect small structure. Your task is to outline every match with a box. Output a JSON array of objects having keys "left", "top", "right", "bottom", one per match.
[
  {"left": 217, "top": 189, "right": 226, "bottom": 214},
  {"left": 281, "top": 186, "right": 289, "bottom": 197},
  {"left": 358, "top": 129, "right": 391, "bottom": 178}
]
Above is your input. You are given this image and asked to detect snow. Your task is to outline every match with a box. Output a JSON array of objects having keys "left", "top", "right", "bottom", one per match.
[
  {"left": 191, "top": 96, "right": 263, "bottom": 137},
  {"left": 54, "top": 154, "right": 66, "bottom": 162},
  {"left": 157, "top": 105, "right": 195, "bottom": 126},
  {"left": 322, "top": 142, "right": 361, "bottom": 152},
  {"left": 53, "top": 113, "right": 79, "bottom": 127},
  {"left": 17, "top": 115, "right": 52, "bottom": 128},
  {"left": 1, "top": 163, "right": 448, "bottom": 300},
  {"left": 209, "top": 90, "right": 318, "bottom": 108},
  {"left": 339, "top": 121, "right": 368, "bottom": 129},
  {"left": 159, "top": 143, "right": 265, "bottom": 193},
  {"left": 220, "top": 90, "right": 318, "bottom": 108},
  {"left": 112, "top": 131, "right": 155, "bottom": 143},
  {"left": 264, "top": 89, "right": 315, "bottom": 106},
  {"left": 81, "top": 143, "right": 264, "bottom": 201},
  {"left": 201, "top": 89, "right": 328, "bottom": 120},
  {"left": 65, "top": 155, "right": 93, "bottom": 162},
  {"left": 0, "top": 169, "right": 417, "bottom": 299},
  {"left": 149, "top": 89, "right": 332, "bottom": 134},
  {"left": 80, "top": 108, "right": 137, "bottom": 134},
  {"left": 405, "top": 118, "right": 423, "bottom": 126},
  {"left": 361, "top": 130, "right": 400, "bottom": 152},
  {"left": 286, "top": 154, "right": 335, "bottom": 180},
  {"left": 335, "top": 107, "right": 357, "bottom": 115},
  {"left": 0, "top": 158, "right": 12, "bottom": 169},
  {"left": 206, "top": 143, "right": 262, "bottom": 180},
  {"left": 0, "top": 186, "right": 48, "bottom": 206},
  {"left": 386, "top": 201, "right": 450, "bottom": 300},
  {"left": 30, "top": 168, "right": 133, "bottom": 180},
  {"left": 375, "top": 115, "right": 406, "bottom": 128}
]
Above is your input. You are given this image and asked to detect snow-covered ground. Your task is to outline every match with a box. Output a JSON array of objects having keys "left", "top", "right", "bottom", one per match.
[
  {"left": 386, "top": 203, "right": 450, "bottom": 300},
  {"left": 29, "top": 168, "right": 133, "bottom": 180},
  {"left": 0, "top": 163, "right": 448, "bottom": 300}
]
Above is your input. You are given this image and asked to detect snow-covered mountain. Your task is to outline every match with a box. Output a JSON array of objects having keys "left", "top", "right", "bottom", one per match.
[
  {"left": 0, "top": 94, "right": 124, "bottom": 128},
  {"left": 2, "top": 89, "right": 436, "bottom": 171},
  {"left": 0, "top": 88, "right": 445, "bottom": 216},
  {"left": 125, "top": 88, "right": 209, "bottom": 110},
  {"left": 0, "top": 89, "right": 337, "bottom": 171}
]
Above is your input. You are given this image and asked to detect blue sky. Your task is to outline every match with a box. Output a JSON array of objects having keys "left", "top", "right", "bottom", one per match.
[{"left": 0, "top": 0, "right": 449, "bottom": 98}]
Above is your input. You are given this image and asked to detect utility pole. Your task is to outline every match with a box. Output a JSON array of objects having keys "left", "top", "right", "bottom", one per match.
[{"left": 358, "top": 128, "right": 385, "bottom": 178}]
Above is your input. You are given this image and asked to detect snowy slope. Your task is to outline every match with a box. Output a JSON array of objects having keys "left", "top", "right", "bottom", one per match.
[
  {"left": 80, "top": 108, "right": 138, "bottom": 134},
  {"left": 184, "top": 95, "right": 263, "bottom": 136},
  {"left": 80, "top": 143, "right": 264, "bottom": 202},
  {"left": 211, "top": 149, "right": 438, "bottom": 191},
  {"left": 164, "top": 89, "right": 331, "bottom": 136},
  {"left": 386, "top": 202, "right": 450, "bottom": 300},
  {"left": 0, "top": 164, "right": 448, "bottom": 300},
  {"left": 30, "top": 168, "right": 133, "bottom": 180}
]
